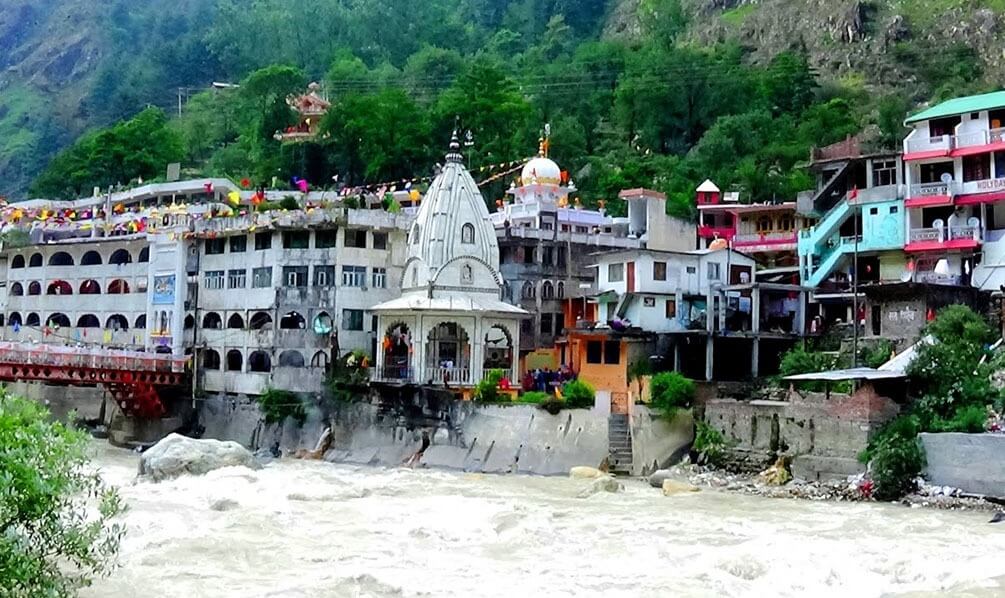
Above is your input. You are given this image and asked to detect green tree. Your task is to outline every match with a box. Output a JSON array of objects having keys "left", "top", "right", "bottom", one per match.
[
  {"left": 649, "top": 371, "right": 695, "bottom": 418},
  {"left": 561, "top": 379, "right": 595, "bottom": 408},
  {"left": 0, "top": 392, "right": 124, "bottom": 596}
]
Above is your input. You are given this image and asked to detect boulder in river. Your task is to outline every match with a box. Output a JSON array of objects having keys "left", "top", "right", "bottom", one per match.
[
  {"left": 569, "top": 466, "right": 605, "bottom": 479},
  {"left": 577, "top": 475, "right": 623, "bottom": 498},
  {"left": 139, "top": 434, "right": 261, "bottom": 481},
  {"left": 648, "top": 469, "right": 673, "bottom": 488},
  {"left": 662, "top": 479, "right": 700, "bottom": 496}
]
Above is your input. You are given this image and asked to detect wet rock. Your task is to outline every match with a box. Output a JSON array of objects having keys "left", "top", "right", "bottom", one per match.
[
  {"left": 139, "top": 434, "right": 260, "bottom": 481},
  {"left": 577, "top": 475, "right": 623, "bottom": 498},
  {"left": 210, "top": 498, "right": 239, "bottom": 512},
  {"left": 662, "top": 480, "right": 700, "bottom": 496},
  {"left": 569, "top": 466, "right": 605, "bottom": 479},
  {"left": 648, "top": 469, "right": 673, "bottom": 488}
]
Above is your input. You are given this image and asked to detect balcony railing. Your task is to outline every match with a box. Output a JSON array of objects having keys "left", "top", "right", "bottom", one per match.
[
  {"left": 732, "top": 231, "right": 797, "bottom": 245},
  {"left": 909, "top": 228, "right": 942, "bottom": 243},
  {"left": 954, "top": 127, "right": 1005, "bottom": 150},
  {"left": 908, "top": 226, "right": 983, "bottom": 244},
  {"left": 910, "top": 182, "right": 956, "bottom": 198},
  {"left": 905, "top": 134, "right": 951, "bottom": 155},
  {"left": 373, "top": 365, "right": 413, "bottom": 382},
  {"left": 948, "top": 226, "right": 982, "bottom": 241},
  {"left": 420, "top": 367, "right": 472, "bottom": 386}
]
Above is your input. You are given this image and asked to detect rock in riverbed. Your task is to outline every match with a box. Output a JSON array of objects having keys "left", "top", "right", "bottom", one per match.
[
  {"left": 569, "top": 466, "right": 606, "bottom": 479},
  {"left": 662, "top": 479, "right": 700, "bottom": 496},
  {"left": 139, "top": 434, "right": 261, "bottom": 481},
  {"left": 577, "top": 475, "right": 623, "bottom": 498}
]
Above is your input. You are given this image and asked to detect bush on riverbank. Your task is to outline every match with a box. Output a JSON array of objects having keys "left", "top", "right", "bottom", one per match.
[
  {"left": 862, "top": 415, "right": 927, "bottom": 501},
  {"left": 650, "top": 372, "right": 695, "bottom": 419},
  {"left": 256, "top": 388, "right": 306, "bottom": 425},
  {"left": 692, "top": 421, "right": 730, "bottom": 467},
  {"left": 561, "top": 380, "right": 595, "bottom": 409},
  {"left": 0, "top": 391, "right": 124, "bottom": 596},
  {"left": 473, "top": 369, "right": 505, "bottom": 403}
]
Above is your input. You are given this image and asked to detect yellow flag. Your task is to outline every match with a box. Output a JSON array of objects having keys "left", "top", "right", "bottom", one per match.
[{"left": 228, "top": 190, "right": 241, "bottom": 205}]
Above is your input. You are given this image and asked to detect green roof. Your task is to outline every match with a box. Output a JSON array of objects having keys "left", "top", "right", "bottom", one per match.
[{"left": 905, "top": 90, "right": 1005, "bottom": 124}]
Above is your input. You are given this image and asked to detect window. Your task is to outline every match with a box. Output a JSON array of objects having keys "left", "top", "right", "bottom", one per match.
[
  {"left": 608, "top": 263, "right": 624, "bottom": 282},
  {"left": 282, "top": 231, "right": 309, "bottom": 249},
  {"left": 666, "top": 299, "right": 677, "bottom": 319},
  {"left": 542, "top": 281, "right": 555, "bottom": 299},
  {"left": 314, "top": 265, "right": 336, "bottom": 287},
  {"left": 282, "top": 266, "right": 308, "bottom": 288},
  {"left": 872, "top": 159, "right": 897, "bottom": 187},
  {"left": 686, "top": 266, "right": 697, "bottom": 274},
  {"left": 461, "top": 223, "right": 475, "bottom": 244},
  {"left": 869, "top": 207, "right": 878, "bottom": 215},
  {"left": 229, "top": 236, "right": 247, "bottom": 253},
  {"left": 890, "top": 206, "right": 899, "bottom": 214},
  {"left": 252, "top": 267, "right": 272, "bottom": 288},
  {"left": 255, "top": 232, "right": 272, "bottom": 250},
  {"left": 557, "top": 247, "right": 567, "bottom": 267},
  {"left": 522, "top": 281, "right": 536, "bottom": 299},
  {"left": 575, "top": 226, "right": 589, "bottom": 234},
  {"left": 756, "top": 217, "right": 772, "bottom": 233},
  {"left": 316, "top": 229, "right": 337, "bottom": 248},
  {"left": 963, "top": 154, "right": 990, "bottom": 183},
  {"left": 707, "top": 262, "right": 721, "bottom": 281},
  {"left": 557, "top": 281, "right": 565, "bottom": 299},
  {"left": 227, "top": 269, "right": 246, "bottom": 289},
  {"left": 342, "top": 309, "right": 364, "bottom": 331},
  {"left": 205, "top": 239, "right": 225, "bottom": 255},
  {"left": 541, "top": 313, "right": 553, "bottom": 335},
  {"left": 653, "top": 261, "right": 667, "bottom": 281},
  {"left": 344, "top": 229, "right": 367, "bottom": 248},
  {"left": 542, "top": 222, "right": 553, "bottom": 231},
  {"left": 542, "top": 247, "right": 554, "bottom": 265},
  {"left": 342, "top": 265, "right": 367, "bottom": 287},
  {"left": 372, "top": 267, "right": 387, "bottom": 288},
  {"left": 778, "top": 216, "right": 793, "bottom": 231},
  {"left": 604, "top": 341, "right": 620, "bottom": 364},
  {"left": 372, "top": 232, "right": 388, "bottom": 250},
  {"left": 586, "top": 340, "right": 603, "bottom": 364},
  {"left": 204, "top": 270, "right": 225, "bottom": 290},
  {"left": 523, "top": 247, "right": 535, "bottom": 264}
]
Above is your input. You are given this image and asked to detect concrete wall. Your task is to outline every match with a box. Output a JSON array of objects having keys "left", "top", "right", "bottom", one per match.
[
  {"left": 630, "top": 407, "right": 694, "bottom": 475},
  {"left": 7, "top": 381, "right": 105, "bottom": 422},
  {"left": 704, "top": 386, "right": 900, "bottom": 481},
  {"left": 197, "top": 396, "right": 693, "bottom": 477},
  {"left": 920, "top": 433, "right": 1005, "bottom": 498}
]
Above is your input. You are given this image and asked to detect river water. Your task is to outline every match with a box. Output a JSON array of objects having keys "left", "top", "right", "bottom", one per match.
[{"left": 81, "top": 443, "right": 1005, "bottom": 598}]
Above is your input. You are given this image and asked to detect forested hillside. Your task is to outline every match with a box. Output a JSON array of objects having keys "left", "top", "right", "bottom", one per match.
[{"left": 4, "top": 0, "right": 1005, "bottom": 212}]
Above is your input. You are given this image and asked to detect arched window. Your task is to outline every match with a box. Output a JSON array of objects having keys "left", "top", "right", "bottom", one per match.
[
  {"left": 106, "top": 314, "right": 129, "bottom": 331},
  {"left": 278, "top": 350, "right": 305, "bottom": 368},
  {"left": 135, "top": 314, "right": 147, "bottom": 329},
  {"left": 521, "top": 281, "right": 536, "bottom": 299},
  {"left": 107, "top": 279, "right": 130, "bottom": 294},
  {"left": 250, "top": 312, "right": 273, "bottom": 330},
  {"left": 461, "top": 223, "right": 475, "bottom": 244},
  {"left": 202, "top": 312, "right": 222, "bottom": 329},
  {"left": 28, "top": 253, "right": 42, "bottom": 268},
  {"left": 46, "top": 313, "right": 70, "bottom": 328},
  {"left": 109, "top": 249, "right": 132, "bottom": 265},
  {"left": 81, "top": 251, "right": 102, "bottom": 266},
  {"left": 79, "top": 280, "right": 100, "bottom": 295},
  {"left": 138, "top": 247, "right": 150, "bottom": 263},
  {"left": 248, "top": 350, "right": 271, "bottom": 373},
  {"left": 9, "top": 282, "right": 23, "bottom": 296},
  {"left": 76, "top": 314, "right": 100, "bottom": 328},
  {"left": 557, "top": 281, "right": 565, "bottom": 299},
  {"left": 8, "top": 312, "right": 22, "bottom": 328},
  {"left": 313, "top": 312, "right": 334, "bottom": 334},
  {"left": 48, "top": 252, "right": 73, "bottom": 267},
  {"left": 203, "top": 349, "right": 221, "bottom": 370},
  {"left": 184, "top": 315, "right": 195, "bottom": 330},
  {"left": 227, "top": 313, "right": 245, "bottom": 329},
  {"left": 27, "top": 282, "right": 41, "bottom": 296},
  {"left": 11, "top": 255, "right": 25, "bottom": 269},
  {"left": 25, "top": 313, "right": 40, "bottom": 327},
  {"left": 46, "top": 280, "right": 72, "bottom": 295},
  {"left": 542, "top": 281, "right": 555, "bottom": 300},
  {"left": 280, "top": 311, "right": 306, "bottom": 330},
  {"left": 226, "top": 350, "right": 243, "bottom": 372},
  {"left": 311, "top": 351, "right": 330, "bottom": 369}
]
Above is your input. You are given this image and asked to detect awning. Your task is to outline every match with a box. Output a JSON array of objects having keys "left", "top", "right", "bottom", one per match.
[{"left": 783, "top": 368, "right": 906, "bottom": 382}]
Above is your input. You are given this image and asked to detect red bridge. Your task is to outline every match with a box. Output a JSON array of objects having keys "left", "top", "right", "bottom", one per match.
[{"left": 0, "top": 343, "right": 188, "bottom": 418}]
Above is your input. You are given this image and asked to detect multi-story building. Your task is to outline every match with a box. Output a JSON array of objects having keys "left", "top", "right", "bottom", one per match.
[
  {"left": 0, "top": 179, "right": 412, "bottom": 399},
  {"left": 695, "top": 180, "right": 807, "bottom": 269},
  {"left": 492, "top": 150, "right": 695, "bottom": 363},
  {"left": 901, "top": 90, "right": 1005, "bottom": 289}
]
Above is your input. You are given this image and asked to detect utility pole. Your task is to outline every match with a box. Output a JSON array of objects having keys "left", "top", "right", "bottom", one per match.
[
  {"left": 852, "top": 192, "right": 860, "bottom": 368},
  {"left": 177, "top": 88, "right": 184, "bottom": 118}
]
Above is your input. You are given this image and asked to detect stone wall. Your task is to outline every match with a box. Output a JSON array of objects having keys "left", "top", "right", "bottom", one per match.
[
  {"left": 9, "top": 382, "right": 105, "bottom": 422},
  {"left": 704, "top": 385, "right": 900, "bottom": 481},
  {"left": 197, "top": 395, "right": 692, "bottom": 476},
  {"left": 920, "top": 433, "right": 1005, "bottom": 498}
]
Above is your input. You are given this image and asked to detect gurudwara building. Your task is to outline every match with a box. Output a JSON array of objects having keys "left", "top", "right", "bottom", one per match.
[{"left": 371, "top": 134, "right": 527, "bottom": 390}]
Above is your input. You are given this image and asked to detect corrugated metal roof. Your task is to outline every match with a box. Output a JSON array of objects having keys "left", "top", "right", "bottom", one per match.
[
  {"left": 783, "top": 368, "right": 906, "bottom": 382},
  {"left": 905, "top": 90, "right": 1005, "bottom": 124}
]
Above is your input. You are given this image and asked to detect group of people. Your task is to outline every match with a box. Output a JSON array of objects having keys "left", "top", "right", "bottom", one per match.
[{"left": 522, "top": 365, "right": 576, "bottom": 393}]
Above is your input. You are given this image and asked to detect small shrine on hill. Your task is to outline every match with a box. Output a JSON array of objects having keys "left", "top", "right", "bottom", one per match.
[{"left": 276, "top": 82, "right": 331, "bottom": 142}]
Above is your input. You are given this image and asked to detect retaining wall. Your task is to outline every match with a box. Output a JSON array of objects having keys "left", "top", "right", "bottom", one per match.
[{"left": 920, "top": 433, "right": 1005, "bottom": 498}]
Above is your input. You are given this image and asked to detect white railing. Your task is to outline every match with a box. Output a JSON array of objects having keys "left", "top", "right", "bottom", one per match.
[
  {"left": 909, "top": 228, "right": 943, "bottom": 243},
  {"left": 910, "top": 182, "right": 957, "bottom": 198},
  {"left": 948, "top": 226, "right": 982, "bottom": 241},
  {"left": 421, "top": 367, "right": 472, "bottom": 386},
  {"left": 905, "top": 134, "right": 951, "bottom": 154},
  {"left": 953, "top": 127, "right": 1005, "bottom": 150},
  {"left": 732, "top": 232, "right": 797, "bottom": 244}
]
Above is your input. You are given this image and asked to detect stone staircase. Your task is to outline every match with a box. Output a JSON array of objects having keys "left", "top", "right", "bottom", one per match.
[{"left": 608, "top": 414, "right": 633, "bottom": 476}]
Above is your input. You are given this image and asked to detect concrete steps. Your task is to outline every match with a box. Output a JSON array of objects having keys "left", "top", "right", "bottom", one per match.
[{"left": 608, "top": 414, "right": 633, "bottom": 475}]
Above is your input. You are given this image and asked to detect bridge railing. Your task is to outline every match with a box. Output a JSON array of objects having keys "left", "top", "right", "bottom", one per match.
[{"left": 0, "top": 343, "right": 187, "bottom": 374}]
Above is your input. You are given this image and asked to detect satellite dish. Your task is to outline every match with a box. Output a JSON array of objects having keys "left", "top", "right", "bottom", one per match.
[
  {"left": 940, "top": 173, "right": 954, "bottom": 185},
  {"left": 934, "top": 259, "right": 951, "bottom": 276}
]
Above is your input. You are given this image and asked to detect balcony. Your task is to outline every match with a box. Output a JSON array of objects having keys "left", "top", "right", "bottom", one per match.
[
  {"left": 952, "top": 127, "right": 1005, "bottom": 157},
  {"left": 732, "top": 231, "right": 797, "bottom": 251},
  {"left": 904, "top": 133, "right": 952, "bottom": 160},
  {"left": 906, "top": 182, "right": 957, "bottom": 207},
  {"left": 697, "top": 225, "right": 735, "bottom": 240},
  {"left": 906, "top": 225, "right": 982, "bottom": 252}
]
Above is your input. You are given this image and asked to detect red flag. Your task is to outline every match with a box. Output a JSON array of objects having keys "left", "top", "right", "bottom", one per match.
[{"left": 849, "top": 187, "right": 858, "bottom": 201}]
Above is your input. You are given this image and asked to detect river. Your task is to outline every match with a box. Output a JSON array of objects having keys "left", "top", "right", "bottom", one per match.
[{"left": 81, "top": 443, "right": 1005, "bottom": 598}]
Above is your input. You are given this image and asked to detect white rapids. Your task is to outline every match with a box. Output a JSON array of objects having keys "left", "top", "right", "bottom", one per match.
[{"left": 82, "top": 443, "right": 1005, "bottom": 598}]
